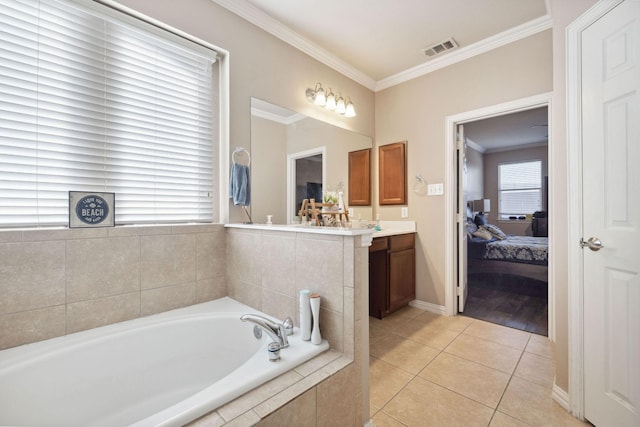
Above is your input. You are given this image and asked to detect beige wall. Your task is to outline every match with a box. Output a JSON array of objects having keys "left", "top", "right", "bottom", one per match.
[
  {"left": 483, "top": 145, "right": 548, "bottom": 236},
  {"left": 375, "top": 30, "right": 553, "bottom": 306}
]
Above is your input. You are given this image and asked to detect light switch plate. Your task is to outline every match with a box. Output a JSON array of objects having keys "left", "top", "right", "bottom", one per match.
[
  {"left": 427, "top": 183, "right": 444, "bottom": 196},
  {"left": 401, "top": 207, "right": 408, "bottom": 218}
]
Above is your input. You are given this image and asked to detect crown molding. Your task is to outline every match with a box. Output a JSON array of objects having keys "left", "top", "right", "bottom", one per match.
[
  {"left": 211, "top": 0, "right": 551, "bottom": 93},
  {"left": 465, "top": 138, "right": 486, "bottom": 153},
  {"left": 211, "top": 0, "right": 377, "bottom": 90},
  {"left": 375, "top": 15, "right": 552, "bottom": 91},
  {"left": 251, "top": 107, "right": 306, "bottom": 125}
]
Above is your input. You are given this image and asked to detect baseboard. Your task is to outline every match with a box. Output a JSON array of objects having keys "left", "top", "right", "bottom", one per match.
[
  {"left": 363, "top": 419, "right": 374, "bottom": 427},
  {"left": 409, "top": 299, "right": 447, "bottom": 315},
  {"left": 551, "top": 383, "right": 570, "bottom": 411}
]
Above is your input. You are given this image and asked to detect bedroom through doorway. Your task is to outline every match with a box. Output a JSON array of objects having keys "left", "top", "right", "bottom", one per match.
[{"left": 455, "top": 100, "right": 550, "bottom": 337}]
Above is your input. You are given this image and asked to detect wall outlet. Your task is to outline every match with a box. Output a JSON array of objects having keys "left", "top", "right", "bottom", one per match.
[
  {"left": 427, "top": 183, "right": 444, "bottom": 196},
  {"left": 348, "top": 208, "right": 354, "bottom": 217},
  {"left": 401, "top": 207, "right": 408, "bottom": 218}
]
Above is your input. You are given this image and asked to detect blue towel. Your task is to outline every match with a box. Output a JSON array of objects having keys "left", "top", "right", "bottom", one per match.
[{"left": 230, "top": 163, "right": 250, "bottom": 206}]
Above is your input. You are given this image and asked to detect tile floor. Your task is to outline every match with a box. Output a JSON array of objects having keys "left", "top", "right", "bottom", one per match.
[{"left": 369, "top": 306, "right": 592, "bottom": 427}]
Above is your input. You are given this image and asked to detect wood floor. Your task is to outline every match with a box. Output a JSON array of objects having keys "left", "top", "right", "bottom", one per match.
[{"left": 462, "top": 272, "right": 548, "bottom": 336}]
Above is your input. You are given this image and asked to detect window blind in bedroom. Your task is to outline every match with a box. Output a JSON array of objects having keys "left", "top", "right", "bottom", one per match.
[{"left": 498, "top": 160, "right": 542, "bottom": 219}]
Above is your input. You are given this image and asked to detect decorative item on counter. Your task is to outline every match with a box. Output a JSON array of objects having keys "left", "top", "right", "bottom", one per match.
[
  {"left": 375, "top": 213, "right": 382, "bottom": 231},
  {"left": 337, "top": 191, "right": 345, "bottom": 212},
  {"left": 310, "top": 293, "right": 322, "bottom": 345},
  {"left": 299, "top": 290, "right": 311, "bottom": 341},
  {"left": 323, "top": 190, "right": 338, "bottom": 210}
]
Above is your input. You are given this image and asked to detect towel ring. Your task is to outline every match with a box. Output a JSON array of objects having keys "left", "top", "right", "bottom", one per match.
[
  {"left": 232, "top": 147, "right": 251, "bottom": 166},
  {"left": 413, "top": 174, "right": 427, "bottom": 196}
]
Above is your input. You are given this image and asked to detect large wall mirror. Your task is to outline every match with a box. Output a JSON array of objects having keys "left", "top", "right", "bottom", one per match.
[{"left": 250, "top": 98, "right": 373, "bottom": 224}]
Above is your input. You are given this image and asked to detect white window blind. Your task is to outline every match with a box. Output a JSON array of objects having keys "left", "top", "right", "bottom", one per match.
[
  {"left": 0, "top": 0, "right": 218, "bottom": 227},
  {"left": 498, "top": 160, "right": 542, "bottom": 219}
]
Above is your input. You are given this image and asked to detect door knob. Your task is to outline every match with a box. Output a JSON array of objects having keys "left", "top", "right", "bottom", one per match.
[{"left": 580, "top": 237, "right": 604, "bottom": 251}]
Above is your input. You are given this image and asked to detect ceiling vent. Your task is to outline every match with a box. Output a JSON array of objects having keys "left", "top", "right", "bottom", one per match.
[{"left": 422, "top": 37, "right": 458, "bottom": 57}]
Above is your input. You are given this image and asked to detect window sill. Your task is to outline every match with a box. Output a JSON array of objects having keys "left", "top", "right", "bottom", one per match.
[{"left": 497, "top": 219, "right": 532, "bottom": 224}]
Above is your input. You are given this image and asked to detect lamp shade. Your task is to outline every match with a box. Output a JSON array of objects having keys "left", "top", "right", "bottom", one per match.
[{"left": 472, "top": 199, "right": 490, "bottom": 213}]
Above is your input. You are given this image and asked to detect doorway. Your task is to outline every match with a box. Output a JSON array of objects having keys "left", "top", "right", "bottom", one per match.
[
  {"left": 286, "top": 147, "right": 326, "bottom": 223},
  {"left": 444, "top": 93, "right": 554, "bottom": 338},
  {"left": 462, "top": 107, "right": 549, "bottom": 336}
]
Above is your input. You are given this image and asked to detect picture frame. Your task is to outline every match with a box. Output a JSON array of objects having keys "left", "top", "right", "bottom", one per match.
[{"left": 69, "top": 191, "right": 115, "bottom": 228}]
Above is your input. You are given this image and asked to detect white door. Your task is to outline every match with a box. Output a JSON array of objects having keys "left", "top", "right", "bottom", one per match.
[
  {"left": 457, "top": 124, "right": 468, "bottom": 312},
  {"left": 582, "top": 1, "right": 640, "bottom": 426}
]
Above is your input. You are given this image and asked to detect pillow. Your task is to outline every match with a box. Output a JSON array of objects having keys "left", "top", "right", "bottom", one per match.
[
  {"left": 466, "top": 222, "right": 478, "bottom": 234},
  {"left": 472, "top": 229, "right": 493, "bottom": 240},
  {"left": 474, "top": 214, "right": 487, "bottom": 226},
  {"left": 481, "top": 223, "right": 507, "bottom": 240}
]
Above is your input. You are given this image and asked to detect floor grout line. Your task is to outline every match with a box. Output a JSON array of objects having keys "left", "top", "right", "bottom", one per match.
[{"left": 369, "top": 307, "right": 562, "bottom": 426}]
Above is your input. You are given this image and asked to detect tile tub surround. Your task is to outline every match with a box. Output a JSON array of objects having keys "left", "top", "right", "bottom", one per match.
[
  {"left": 0, "top": 224, "right": 227, "bottom": 350},
  {"left": 222, "top": 224, "right": 373, "bottom": 426},
  {"left": 1, "top": 223, "right": 373, "bottom": 426}
]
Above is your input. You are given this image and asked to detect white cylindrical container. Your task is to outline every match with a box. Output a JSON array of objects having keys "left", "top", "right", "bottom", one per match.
[
  {"left": 299, "top": 290, "right": 311, "bottom": 341},
  {"left": 310, "top": 293, "right": 322, "bottom": 345}
]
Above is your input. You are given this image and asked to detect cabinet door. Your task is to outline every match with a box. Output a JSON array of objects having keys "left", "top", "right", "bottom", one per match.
[
  {"left": 388, "top": 248, "right": 415, "bottom": 313},
  {"left": 348, "top": 148, "right": 371, "bottom": 206},
  {"left": 368, "top": 249, "right": 388, "bottom": 319},
  {"left": 379, "top": 142, "right": 407, "bottom": 205}
]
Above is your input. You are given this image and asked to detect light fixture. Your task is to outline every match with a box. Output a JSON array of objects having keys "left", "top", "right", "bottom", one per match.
[
  {"left": 335, "top": 94, "right": 346, "bottom": 114},
  {"left": 472, "top": 199, "right": 491, "bottom": 215},
  {"left": 344, "top": 97, "right": 356, "bottom": 117},
  {"left": 325, "top": 88, "right": 336, "bottom": 111},
  {"left": 305, "top": 83, "right": 356, "bottom": 118}
]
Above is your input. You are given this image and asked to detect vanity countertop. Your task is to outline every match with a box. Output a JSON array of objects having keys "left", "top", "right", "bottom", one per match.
[
  {"left": 224, "top": 223, "right": 375, "bottom": 237},
  {"left": 224, "top": 220, "right": 416, "bottom": 238},
  {"left": 370, "top": 221, "right": 416, "bottom": 238}
]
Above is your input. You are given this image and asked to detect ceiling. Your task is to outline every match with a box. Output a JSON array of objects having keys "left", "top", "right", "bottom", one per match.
[
  {"left": 463, "top": 107, "right": 548, "bottom": 152},
  {"left": 213, "top": 0, "right": 550, "bottom": 90}
]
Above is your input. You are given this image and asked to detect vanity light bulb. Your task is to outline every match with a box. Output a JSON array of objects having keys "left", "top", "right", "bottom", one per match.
[
  {"left": 344, "top": 101, "right": 356, "bottom": 117},
  {"left": 335, "top": 96, "right": 346, "bottom": 114},
  {"left": 314, "top": 87, "right": 326, "bottom": 107},
  {"left": 325, "top": 92, "right": 337, "bottom": 111}
]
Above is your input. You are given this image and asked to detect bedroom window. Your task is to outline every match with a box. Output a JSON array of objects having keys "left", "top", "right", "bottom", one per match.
[
  {"left": 0, "top": 0, "right": 219, "bottom": 228},
  {"left": 498, "top": 160, "right": 542, "bottom": 219}
]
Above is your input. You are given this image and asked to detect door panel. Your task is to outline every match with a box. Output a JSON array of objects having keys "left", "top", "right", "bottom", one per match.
[{"left": 582, "top": 1, "right": 640, "bottom": 425}]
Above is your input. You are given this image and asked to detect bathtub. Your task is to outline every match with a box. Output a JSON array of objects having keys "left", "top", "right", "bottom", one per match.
[{"left": 0, "top": 297, "right": 329, "bottom": 426}]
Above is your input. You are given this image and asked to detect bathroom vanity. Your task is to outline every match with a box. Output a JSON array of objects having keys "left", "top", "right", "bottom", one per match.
[{"left": 368, "top": 222, "right": 416, "bottom": 319}]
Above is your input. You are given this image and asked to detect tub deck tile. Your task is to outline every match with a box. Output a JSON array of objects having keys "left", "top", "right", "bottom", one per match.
[{"left": 217, "top": 370, "right": 303, "bottom": 422}]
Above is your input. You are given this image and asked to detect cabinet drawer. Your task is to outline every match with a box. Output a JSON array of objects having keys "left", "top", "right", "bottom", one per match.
[
  {"left": 369, "top": 236, "right": 388, "bottom": 252},
  {"left": 389, "top": 233, "right": 415, "bottom": 252}
]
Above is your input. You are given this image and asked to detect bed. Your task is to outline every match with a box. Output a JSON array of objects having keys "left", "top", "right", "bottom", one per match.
[{"left": 466, "top": 221, "right": 548, "bottom": 282}]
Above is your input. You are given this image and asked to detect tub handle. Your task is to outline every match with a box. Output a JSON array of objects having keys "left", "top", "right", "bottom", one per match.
[{"left": 283, "top": 317, "right": 294, "bottom": 336}]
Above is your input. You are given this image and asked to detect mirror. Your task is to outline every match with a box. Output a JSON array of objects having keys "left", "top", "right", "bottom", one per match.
[{"left": 251, "top": 98, "right": 373, "bottom": 224}]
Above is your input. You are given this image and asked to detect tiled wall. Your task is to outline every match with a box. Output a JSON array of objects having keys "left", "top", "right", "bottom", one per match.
[
  {"left": 224, "top": 227, "right": 370, "bottom": 425},
  {"left": 0, "top": 224, "right": 227, "bottom": 350},
  {"left": 1, "top": 224, "right": 370, "bottom": 425}
]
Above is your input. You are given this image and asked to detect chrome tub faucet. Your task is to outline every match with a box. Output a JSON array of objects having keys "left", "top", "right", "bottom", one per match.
[{"left": 240, "top": 314, "right": 290, "bottom": 348}]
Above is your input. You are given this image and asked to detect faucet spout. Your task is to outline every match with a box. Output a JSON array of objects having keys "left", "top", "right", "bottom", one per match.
[{"left": 240, "top": 314, "right": 289, "bottom": 348}]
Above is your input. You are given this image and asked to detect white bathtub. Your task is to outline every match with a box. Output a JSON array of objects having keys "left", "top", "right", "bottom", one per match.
[{"left": 0, "top": 297, "right": 329, "bottom": 426}]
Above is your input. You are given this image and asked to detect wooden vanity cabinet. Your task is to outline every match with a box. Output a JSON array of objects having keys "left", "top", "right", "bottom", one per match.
[{"left": 369, "top": 233, "right": 416, "bottom": 319}]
